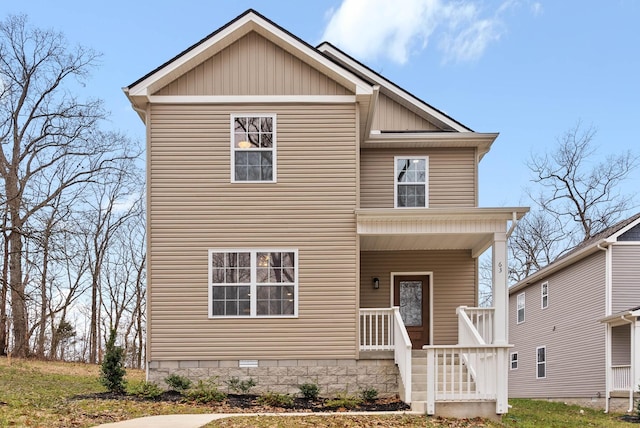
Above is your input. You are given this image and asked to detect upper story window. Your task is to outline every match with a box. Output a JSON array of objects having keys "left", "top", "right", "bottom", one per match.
[
  {"left": 394, "top": 156, "right": 428, "bottom": 208},
  {"left": 231, "top": 115, "right": 276, "bottom": 182},
  {"left": 516, "top": 292, "right": 525, "bottom": 324},
  {"left": 209, "top": 249, "right": 297, "bottom": 318},
  {"left": 541, "top": 281, "right": 548, "bottom": 309}
]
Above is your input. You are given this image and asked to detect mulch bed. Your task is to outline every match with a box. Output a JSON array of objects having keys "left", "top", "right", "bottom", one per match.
[{"left": 73, "top": 391, "right": 410, "bottom": 413}]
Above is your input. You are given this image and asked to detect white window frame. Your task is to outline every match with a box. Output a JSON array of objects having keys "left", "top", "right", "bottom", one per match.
[
  {"left": 536, "top": 346, "right": 546, "bottom": 379},
  {"left": 394, "top": 156, "right": 429, "bottom": 208},
  {"left": 541, "top": 281, "right": 548, "bottom": 309},
  {"left": 230, "top": 114, "right": 277, "bottom": 183},
  {"left": 517, "top": 292, "right": 525, "bottom": 324},
  {"left": 208, "top": 249, "right": 298, "bottom": 318},
  {"left": 510, "top": 352, "right": 518, "bottom": 370}
]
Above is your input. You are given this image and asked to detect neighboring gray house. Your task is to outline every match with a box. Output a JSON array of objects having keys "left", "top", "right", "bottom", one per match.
[{"left": 508, "top": 212, "right": 640, "bottom": 412}]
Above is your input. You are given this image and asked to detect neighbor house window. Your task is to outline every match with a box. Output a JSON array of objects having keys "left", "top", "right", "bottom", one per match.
[
  {"left": 517, "top": 292, "right": 525, "bottom": 324},
  {"left": 536, "top": 346, "right": 546, "bottom": 379},
  {"left": 231, "top": 115, "right": 276, "bottom": 182},
  {"left": 209, "top": 249, "right": 297, "bottom": 317},
  {"left": 510, "top": 352, "right": 518, "bottom": 370},
  {"left": 394, "top": 156, "right": 428, "bottom": 208},
  {"left": 541, "top": 281, "right": 548, "bottom": 309}
]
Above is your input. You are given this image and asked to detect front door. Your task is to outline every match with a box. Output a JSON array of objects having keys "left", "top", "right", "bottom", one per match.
[{"left": 394, "top": 275, "right": 430, "bottom": 349}]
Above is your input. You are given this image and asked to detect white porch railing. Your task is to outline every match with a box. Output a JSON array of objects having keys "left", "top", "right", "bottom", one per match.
[
  {"left": 610, "top": 365, "right": 631, "bottom": 391},
  {"left": 359, "top": 307, "right": 412, "bottom": 402},
  {"left": 458, "top": 306, "right": 494, "bottom": 344},
  {"left": 425, "top": 345, "right": 510, "bottom": 415},
  {"left": 359, "top": 308, "right": 394, "bottom": 351}
]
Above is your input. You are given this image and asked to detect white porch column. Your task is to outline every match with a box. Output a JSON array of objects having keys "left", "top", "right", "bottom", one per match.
[
  {"left": 633, "top": 318, "right": 640, "bottom": 403},
  {"left": 492, "top": 232, "right": 508, "bottom": 345}
]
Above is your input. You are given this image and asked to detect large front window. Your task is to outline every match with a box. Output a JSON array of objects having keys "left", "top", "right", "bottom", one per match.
[
  {"left": 395, "top": 156, "right": 428, "bottom": 208},
  {"left": 231, "top": 115, "right": 276, "bottom": 182},
  {"left": 209, "top": 249, "right": 297, "bottom": 317}
]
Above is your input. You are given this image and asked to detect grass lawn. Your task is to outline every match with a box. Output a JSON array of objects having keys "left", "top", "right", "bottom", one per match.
[{"left": 0, "top": 356, "right": 636, "bottom": 427}]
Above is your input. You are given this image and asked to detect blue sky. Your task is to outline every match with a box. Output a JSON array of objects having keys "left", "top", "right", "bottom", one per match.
[{"left": 3, "top": 0, "right": 639, "bottom": 209}]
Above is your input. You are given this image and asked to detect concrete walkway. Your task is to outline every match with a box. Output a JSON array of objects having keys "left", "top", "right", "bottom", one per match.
[{"left": 93, "top": 411, "right": 420, "bottom": 427}]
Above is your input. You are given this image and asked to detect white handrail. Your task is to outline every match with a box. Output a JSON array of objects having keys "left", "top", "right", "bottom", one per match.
[
  {"left": 610, "top": 365, "right": 631, "bottom": 390},
  {"left": 392, "top": 306, "right": 412, "bottom": 403},
  {"left": 359, "top": 308, "right": 394, "bottom": 351}
]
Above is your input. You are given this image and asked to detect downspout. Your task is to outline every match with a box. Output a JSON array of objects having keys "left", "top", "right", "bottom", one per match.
[
  {"left": 618, "top": 315, "right": 635, "bottom": 413},
  {"left": 597, "top": 243, "right": 611, "bottom": 413}
]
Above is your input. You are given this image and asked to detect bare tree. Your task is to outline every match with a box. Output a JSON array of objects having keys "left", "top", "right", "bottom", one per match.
[
  {"left": 508, "top": 122, "right": 639, "bottom": 282},
  {"left": 528, "top": 122, "right": 638, "bottom": 241},
  {"left": 0, "top": 15, "right": 134, "bottom": 357}
]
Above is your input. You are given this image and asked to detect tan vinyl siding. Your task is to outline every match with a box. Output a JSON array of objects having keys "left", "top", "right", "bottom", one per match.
[
  {"left": 372, "top": 93, "right": 439, "bottom": 131},
  {"left": 360, "top": 250, "right": 476, "bottom": 345},
  {"left": 360, "top": 148, "right": 476, "bottom": 208},
  {"left": 509, "top": 251, "right": 606, "bottom": 398},
  {"left": 155, "top": 31, "right": 352, "bottom": 96},
  {"left": 148, "top": 103, "right": 357, "bottom": 360},
  {"left": 611, "top": 245, "right": 640, "bottom": 312},
  {"left": 611, "top": 324, "right": 631, "bottom": 366}
]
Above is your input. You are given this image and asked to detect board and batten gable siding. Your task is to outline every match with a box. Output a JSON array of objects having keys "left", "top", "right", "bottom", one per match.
[
  {"left": 372, "top": 93, "right": 440, "bottom": 131},
  {"left": 360, "top": 148, "right": 476, "bottom": 208},
  {"left": 509, "top": 251, "right": 606, "bottom": 398},
  {"left": 147, "top": 103, "right": 358, "bottom": 360},
  {"left": 155, "top": 31, "right": 352, "bottom": 96},
  {"left": 611, "top": 245, "right": 640, "bottom": 313},
  {"left": 360, "top": 250, "right": 476, "bottom": 345}
]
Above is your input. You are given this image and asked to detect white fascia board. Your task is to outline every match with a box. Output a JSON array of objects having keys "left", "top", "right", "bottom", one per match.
[
  {"left": 318, "top": 42, "right": 468, "bottom": 132},
  {"left": 147, "top": 95, "right": 356, "bottom": 104}
]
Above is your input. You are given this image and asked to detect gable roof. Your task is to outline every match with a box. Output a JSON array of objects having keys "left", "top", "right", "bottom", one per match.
[
  {"left": 124, "top": 9, "right": 373, "bottom": 111},
  {"left": 317, "top": 42, "right": 472, "bottom": 133},
  {"left": 510, "top": 211, "right": 640, "bottom": 294}
]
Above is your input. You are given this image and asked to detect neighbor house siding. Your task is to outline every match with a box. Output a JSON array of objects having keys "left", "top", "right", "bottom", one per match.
[
  {"left": 147, "top": 102, "right": 358, "bottom": 360},
  {"left": 372, "top": 93, "right": 439, "bottom": 131},
  {"left": 155, "top": 31, "right": 352, "bottom": 96},
  {"left": 509, "top": 251, "right": 606, "bottom": 398},
  {"left": 611, "top": 324, "right": 631, "bottom": 366},
  {"left": 611, "top": 245, "right": 640, "bottom": 313},
  {"left": 359, "top": 148, "right": 476, "bottom": 208},
  {"left": 360, "top": 250, "right": 476, "bottom": 345}
]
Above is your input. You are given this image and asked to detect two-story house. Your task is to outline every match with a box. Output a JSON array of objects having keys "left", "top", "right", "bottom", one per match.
[
  {"left": 509, "top": 212, "right": 640, "bottom": 413},
  {"left": 124, "top": 9, "right": 527, "bottom": 418}
]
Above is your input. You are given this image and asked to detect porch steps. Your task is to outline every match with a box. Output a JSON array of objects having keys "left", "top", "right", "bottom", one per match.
[{"left": 411, "top": 350, "right": 477, "bottom": 404}]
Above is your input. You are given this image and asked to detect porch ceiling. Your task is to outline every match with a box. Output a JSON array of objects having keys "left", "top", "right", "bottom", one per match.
[{"left": 356, "top": 207, "right": 529, "bottom": 256}]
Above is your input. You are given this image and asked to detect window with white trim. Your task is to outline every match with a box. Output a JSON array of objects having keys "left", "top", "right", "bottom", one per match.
[
  {"left": 510, "top": 352, "right": 518, "bottom": 370},
  {"left": 209, "top": 249, "right": 297, "bottom": 317},
  {"left": 536, "top": 346, "right": 546, "bottom": 379},
  {"left": 231, "top": 115, "right": 276, "bottom": 182},
  {"left": 394, "top": 156, "right": 428, "bottom": 208},
  {"left": 541, "top": 281, "right": 548, "bottom": 309},
  {"left": 517, "top": 292, "right": 525, "bottom": 324}
]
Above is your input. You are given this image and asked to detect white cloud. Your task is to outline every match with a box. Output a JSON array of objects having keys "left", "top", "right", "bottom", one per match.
[{"left": 322, "top": 0, "right": 518, "bottom": 64}]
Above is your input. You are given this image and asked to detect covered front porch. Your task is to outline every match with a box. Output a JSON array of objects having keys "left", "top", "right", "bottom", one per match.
[
  {"left": 601, "top": 307, "right": 640, "bottom": 413},
  {"left": 356, "top": 207, "right": 527, "bottom": 416}
]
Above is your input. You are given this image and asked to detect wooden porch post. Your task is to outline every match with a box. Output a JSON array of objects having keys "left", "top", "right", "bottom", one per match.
[{"left": 492, "top": 232, "right": 508, "bottom": 345}]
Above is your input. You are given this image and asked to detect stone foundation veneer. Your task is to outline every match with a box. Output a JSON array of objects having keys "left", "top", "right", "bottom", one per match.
[{"left": 148, "top": 359, "right": 399, "bottom": 397}]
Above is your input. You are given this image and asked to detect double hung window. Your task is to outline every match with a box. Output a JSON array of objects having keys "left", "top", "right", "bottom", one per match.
[
  {"left": 541, "top": 281, "right": 549, "bottom": 309},
  {"left": 231, "top": 115, "right": 276, "bottom": 182},
  {"left": 209, "top": 249, "right": 297, "bottom": 318},
  {"left": 536, "top": 346, "right": 546, "bottom": 379},
  {"left": 510, "top": 352, "right": 518, "bottom": 370},
  {"left": 394, "top": 156, "right": 428, "bottom": 208},
  {"left": 516, "top": 292, "right": 525, "bottom": 324}
]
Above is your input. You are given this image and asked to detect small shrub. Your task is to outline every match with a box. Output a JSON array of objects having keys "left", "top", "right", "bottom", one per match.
[
  {"left": 100, "top": 329, "right": 126, "bottom": 394},
  {"left": 257, "top": 391, "right": 294, "bottom": 408},
  {"left": 129, "top": 381, "right": 163, "bottom": 399},
  {"left": 298, "top": 382, "right": 320, "bottom": 400},
  {"left": 182, "top": 378, "right": 227, "bottom": 404},
  {"left": 224, "top": 376, "right": 257, "bottom": 394},
  {"left": 359, "top": 387, "right": 378, "bottom": 402},
  {"left": 637, "top": 384, "right": 640, "bottom": 417},
  {"left": 165, "top": 374, "right": 192, "bottom": 392},
  {"left": 325, "top": 393, "right": 362, "bottom": 409}
]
